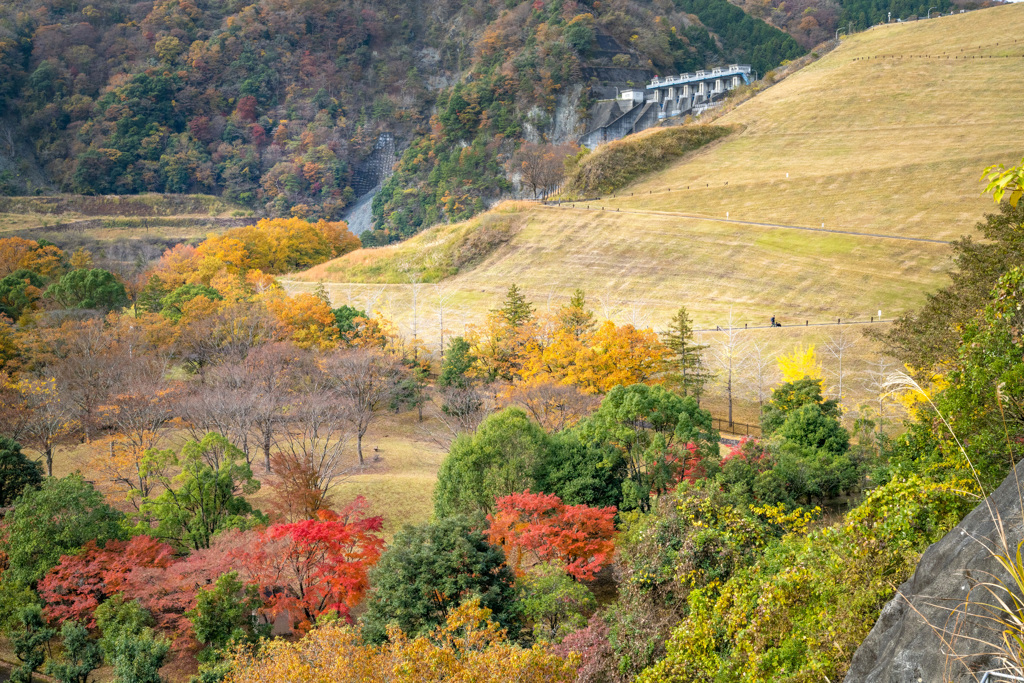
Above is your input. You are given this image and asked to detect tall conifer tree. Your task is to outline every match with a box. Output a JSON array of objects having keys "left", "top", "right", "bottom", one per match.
[{"left": 662, "top": 306, "right": 713, "bottom": 402}]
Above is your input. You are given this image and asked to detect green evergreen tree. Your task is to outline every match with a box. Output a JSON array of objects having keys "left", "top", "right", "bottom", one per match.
[
  {"left": 312, "top": 281, "right": 330, "bottom": 304},
  {"left": 45, "top": 268, "right": 129, "bottom": 311},
  {"left": 9, "top": 604, "right": 56, "bottom": 683},
  {"left": 332, "top": 304, "right": 369, "bottom": 336},
  {"left": 95, "top": 593, "right": 154, "bottom": 663},
  {"left": 360, "top": 516, "right": 519, "bottom": 644},
  {"left": 46, "top": 621, "right": 101, "bottom": 683},
  {"left": 557, "top": 289, "right": 596, "bottom": 340},
  {"left": 0, "top": 270, "right": 46, "bottom": 320},
  {"left": 111, "top": 632, "right": 170, "bottom": 683},
  {"left": 135, "top": 275, "right": 169, "bottom": 315},
  {"left": 438, "top": 336, "right": 474, "bottom": 388},
  {"left": 0, "top": 436, "right": 43, "bottom": 507},
  {"left": 187, "top": 571, "right": 266, "bottom": 664},
  {"left": 662, "top": 306, "right": 713, "bottom": 402},
  {"left": 496, "top": 283, "right": 534, "bottom": 328}
]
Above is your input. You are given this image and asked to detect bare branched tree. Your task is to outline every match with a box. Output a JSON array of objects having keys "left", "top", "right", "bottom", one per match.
[
  {"left": 324, "top": 348, "right": 405, "bottom": 465},
  {"left": 101, "top": 358, "right": 177, "bottom": 501},
  {"left": 501, "top": 379, "right": 600, "bottom": 432},
  {"left": 421, "top": 384, "right": 488, "bottom": 450},
  {"left": 508, "top": 142, "right": 578, "bottom": 198},
  {"left": 433, "top": 284, "right": 455, "bottom": 360},
  {"left": 178, "top": 366, "right": 258, "bottom": 468},
  {"left": 708, "top": 314, "right": 750, "bottom": 426},
  {"left": 863, "top": 354, "right": 901, "bottom": 436},
  {"left": 747, "top": 339, "right": 779, "bottom": 409},
  {"left": 274, "top": 386, "right": 353, "bottom": 510},
  {"left": 825, "top": 326, "right": 859, "bottom": 408},
  {"left": 247, "top": 342, "right": 303, "bottom": 472}
]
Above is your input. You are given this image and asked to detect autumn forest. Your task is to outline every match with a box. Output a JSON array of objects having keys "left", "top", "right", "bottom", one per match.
[{"left": 2, "top": 0, "right": 1024, "bottom": 681}]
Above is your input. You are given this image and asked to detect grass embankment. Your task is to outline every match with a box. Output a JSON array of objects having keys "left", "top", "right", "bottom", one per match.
[
  {"left": 0, "top": 193, "right": 251, "bottom": 245},
  {"left": 289, "top": 6, "right": 1022, "bottom": 410},
  {"left": 296, "top": 202, "right": 529, "bottom": 284},
  {"left": 599, "top": 4, "right": 1024, "bottom": 241},
  {"left": 51, "top": 409, "right": 447, "bottom": 539},
  {"left": 559, "top": 125, "right": 734, "bottom": 199}
]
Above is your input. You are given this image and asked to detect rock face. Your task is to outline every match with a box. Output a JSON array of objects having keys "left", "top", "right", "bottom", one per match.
[{"left": 845, "top": 463, "right": 1024, "bottom": 682}]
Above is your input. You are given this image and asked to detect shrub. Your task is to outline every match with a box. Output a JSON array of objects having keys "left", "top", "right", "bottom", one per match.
[{"left": 560, "top": 126, "right": 733, "bottom": 198}]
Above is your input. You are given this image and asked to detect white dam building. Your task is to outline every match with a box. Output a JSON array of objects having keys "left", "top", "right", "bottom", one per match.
[{"left": 579, "top": 64, "right": 752, "bottom": 149}]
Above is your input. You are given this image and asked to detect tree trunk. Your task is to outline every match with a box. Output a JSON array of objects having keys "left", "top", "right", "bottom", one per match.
[
  {"left": 45, "top": 444, "right": 53, "bottom": 477},
  {"left": 357, "top": 431, "right": 364, "bottom": 466},
  {"left": 264, "top": 431, "right": 272, "bottom": 472},
  {"left": 727, "top": 365, "right": 734, "bottom": 427}
]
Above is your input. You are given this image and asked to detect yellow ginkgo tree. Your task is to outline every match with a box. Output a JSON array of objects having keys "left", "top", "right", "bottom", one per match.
[{"left": 777, "top": 343, "right": 825, "bottom": 389}]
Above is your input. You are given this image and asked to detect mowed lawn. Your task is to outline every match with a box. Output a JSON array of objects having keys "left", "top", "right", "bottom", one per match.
[
  {"left": 49, "top": 409, "right": 448, "bottom": 539},
  {"left": 287, "top": 208, "right": 950, "bottom": 340}
]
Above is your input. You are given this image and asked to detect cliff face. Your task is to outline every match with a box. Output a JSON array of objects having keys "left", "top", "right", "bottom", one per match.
[{"left": 846, "top": 463, "right": 1024, "bottom": 682}]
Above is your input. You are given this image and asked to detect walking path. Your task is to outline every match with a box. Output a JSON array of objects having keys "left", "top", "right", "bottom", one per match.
[
  {"left": 694, "top": 318, "right": 895, "bottom": 333},
  {"left": 538, "top": 204, "right": 951, "bottom": 245}
]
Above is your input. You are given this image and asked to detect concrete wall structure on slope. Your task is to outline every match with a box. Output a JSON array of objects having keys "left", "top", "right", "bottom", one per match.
[
  {"left": 578, "top": 65, "right": 751, "bottom": 149},
  {"left": 846, "top": 462, "right": 1024, "bottom": 682}
]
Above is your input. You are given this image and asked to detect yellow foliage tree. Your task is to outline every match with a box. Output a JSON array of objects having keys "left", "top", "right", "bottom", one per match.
[
  {"left": 777, "top": 343, "right": 824, "bottom": 386},
  {"left": 569, "top": 321, "right": 667, "bottom": 393},
  {"left": 262, "top": 290, "right": 338, "bottom": 350},
  {"left": 895, "top": 365, "right": 948, "bottom": 415},
  {"left": 195, "top": 218, "right": 361, "bottom": 276},
  {"left": 68, "top": 248, "right": 94, "bottom": 270},
  {"left": 225, "top": 599, "right": 578, "bottom": 683}
]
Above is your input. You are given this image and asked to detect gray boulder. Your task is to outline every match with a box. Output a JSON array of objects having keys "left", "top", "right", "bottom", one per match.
[{"left": 845, "top": 463, "right": 1024, "bottom": 682}]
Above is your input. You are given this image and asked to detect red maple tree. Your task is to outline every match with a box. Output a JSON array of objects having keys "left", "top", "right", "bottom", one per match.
[
  {"left": 237, "top": 497, "right": 384, "bottom": 629},
  {"left": 38, "top": 535, "right": 175, "bottom": 627},
  {"left": 119, "top": 530, "right": 250, "bottom": 649},
  {"left": 487, "top": 491, "right": 616, "bottom": 581}
]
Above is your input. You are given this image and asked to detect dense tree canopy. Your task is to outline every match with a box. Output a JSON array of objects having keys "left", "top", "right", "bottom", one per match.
[
  {"left": 361, "top": 516, "right": 519, "bottom": 644},
  {"left": 434, "top": 407, "right": 552, "bottom": 517},
  {"left": 1, "top": 474, "right": 127, "bottom": 587},
  {"left": 136, "top": 433, "right": 266, "bottom": 551}
]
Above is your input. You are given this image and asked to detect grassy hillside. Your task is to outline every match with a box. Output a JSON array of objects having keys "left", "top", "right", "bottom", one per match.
[
  {"left": 600, "top": 5, "right": 1024, "bottom": 240},
  {"left": 289, "top": 5, "right": 1023, "bottom": 412},
  {"left": 0, "top": 193, "right": 252, "bottom": 255}
]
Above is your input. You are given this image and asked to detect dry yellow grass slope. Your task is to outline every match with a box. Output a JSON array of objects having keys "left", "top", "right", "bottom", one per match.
[
  {"left": 601, "top": 5, "right": 1024, "bottom": 239},
  {"left": 290, "top": 5, "right": 1022, "bottom": 346},
  {"left": 0, "top": 193, "right": 250, "bottom": 242}
]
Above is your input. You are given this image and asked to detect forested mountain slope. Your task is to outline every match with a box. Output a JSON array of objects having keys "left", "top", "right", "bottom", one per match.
[{"left": 0, "top": 0, "right": 802, "bottom": 225}]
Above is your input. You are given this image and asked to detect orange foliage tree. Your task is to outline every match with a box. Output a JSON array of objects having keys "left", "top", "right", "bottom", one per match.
[
  {"left": 486, "top": 491, "right": 616, "bottom": 581},
  {"left": 261, "top": 290, "right": 337, "bottom": 349},
  {"left": 224, "top": 599, "right": 578, "bottom": 683},
  {"left": 514, "top": 292, "right": 668, "bottom": 394},
  {"left": 0, "top": 237, "right": 65, "bottom": 279}
]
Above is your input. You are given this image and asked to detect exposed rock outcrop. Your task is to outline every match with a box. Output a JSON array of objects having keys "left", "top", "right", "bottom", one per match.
[{"left": 845, "top": 463, "right": 1024, "bottom": 682}]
